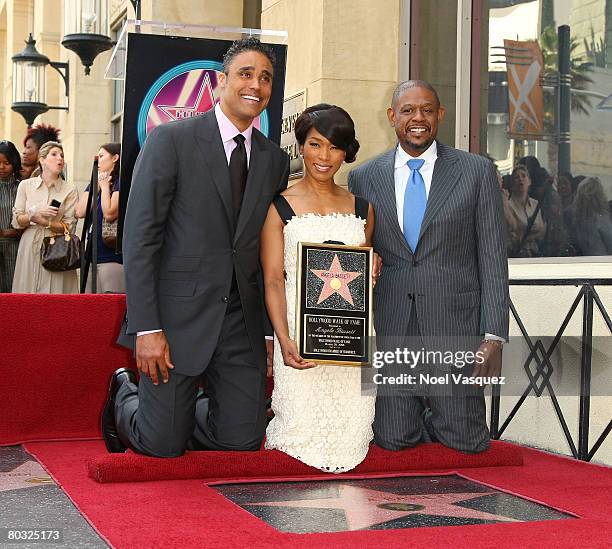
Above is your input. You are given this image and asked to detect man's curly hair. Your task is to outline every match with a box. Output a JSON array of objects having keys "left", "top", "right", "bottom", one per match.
[{"left": 222, "top": 37, "right": 275, "bottom": 74}]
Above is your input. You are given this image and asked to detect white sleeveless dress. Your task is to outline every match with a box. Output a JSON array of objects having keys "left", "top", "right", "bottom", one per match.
[{"left": 265, "top": 211, "right": 376, "bottom": 473}]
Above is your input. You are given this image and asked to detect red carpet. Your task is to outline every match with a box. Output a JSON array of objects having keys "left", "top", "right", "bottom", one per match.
[
  {"left": 1, "top": 294, "right": 135, "bottom": 445},
  {"left": 8, "top": 295, "right": 612, "bottom": 547},
  {"left": 88, "top": 441, "right": 522, "bottom": 483},
  {"left": 2, "top": 294, "right": 274, "bottom": 446},
  {"left": 25, "top": 440, "right": 612, "bottom": 549}
]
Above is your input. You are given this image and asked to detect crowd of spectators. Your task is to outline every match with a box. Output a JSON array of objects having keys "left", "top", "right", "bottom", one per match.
[
  {"left": 0, "top": 124, "right": 124, "bottom": 294},
  {"left": 493, "top": 155, "right": 612, "bottom": 258}
]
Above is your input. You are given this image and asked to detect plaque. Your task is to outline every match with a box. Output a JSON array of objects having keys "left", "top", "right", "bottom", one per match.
[{"left": 295, "top": 242, "right": 373, "bottom": 366}]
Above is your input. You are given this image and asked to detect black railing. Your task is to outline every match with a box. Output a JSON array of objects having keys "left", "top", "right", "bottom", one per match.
[{"left": 490, "top": 279, "right": 612, "bottom": 461}]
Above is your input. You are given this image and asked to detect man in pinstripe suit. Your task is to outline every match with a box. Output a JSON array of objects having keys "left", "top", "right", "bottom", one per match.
[{"left": 349, "top": 80, "right": 509, "bottom": 453}]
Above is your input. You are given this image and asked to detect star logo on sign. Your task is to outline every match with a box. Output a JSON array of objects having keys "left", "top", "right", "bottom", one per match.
[
  {"left": 158, "top": 71, "right": 216, "bottom": 121},
  {"left": 311, "top": 254, "right": 361, "bottom": 306},
  {"left": 250, "top": 484, "right": 517, "bottom": 531}
]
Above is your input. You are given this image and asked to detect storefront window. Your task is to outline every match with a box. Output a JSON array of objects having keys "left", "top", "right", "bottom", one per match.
[{"left": 487, "top": 0, "right": 612, "bottom": 259}]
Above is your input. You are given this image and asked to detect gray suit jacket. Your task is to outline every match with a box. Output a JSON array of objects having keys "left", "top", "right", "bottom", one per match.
[
  {"left": 122, "top": 109, "right": 289, "bottom": 375},
  {"left": 348, "top": 142, "right": 509, "bottom": 350}
]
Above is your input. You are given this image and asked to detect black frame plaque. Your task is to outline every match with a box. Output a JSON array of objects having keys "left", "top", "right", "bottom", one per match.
[{"left": 296, "top": 242, "right": 373, "bottom": 366}]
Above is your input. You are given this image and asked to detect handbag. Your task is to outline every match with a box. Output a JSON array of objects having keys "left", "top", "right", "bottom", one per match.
[
  {"left": 41, "top": 222, "right": 81, "bottom": 271},
  {"left": 102, "top": 218, "right": 117, "bottom": 248}
]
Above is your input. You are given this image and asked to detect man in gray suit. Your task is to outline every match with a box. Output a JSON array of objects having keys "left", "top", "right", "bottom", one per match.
[
  {"left": 349, "top": 80, "right": 509, "bottom": 453},
  {"left": 102, "top": 38, "right": 289, "bottom": 456}
]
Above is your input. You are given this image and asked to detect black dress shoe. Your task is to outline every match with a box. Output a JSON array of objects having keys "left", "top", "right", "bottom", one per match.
[{"left": 101, "top": 367, "right": 137, "bottom": 453}]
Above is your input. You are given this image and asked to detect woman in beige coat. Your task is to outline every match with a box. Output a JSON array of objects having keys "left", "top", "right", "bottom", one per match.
[{"left": 11, "top": 141, "right": 78, "bottom": 293}]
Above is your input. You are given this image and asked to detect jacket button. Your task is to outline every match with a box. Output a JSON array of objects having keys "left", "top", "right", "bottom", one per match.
[
  {"left": 233, "top": 248, "right": 237, "bottom": 254},
  {"left": 412, "top": 260, "right": 419, "bottom": 267},
  {"left": 407, "top": 293, "right": 414, "bottom": 300},
  {"left": 222, "top": 296, "right": 229, "bottom": 303}
]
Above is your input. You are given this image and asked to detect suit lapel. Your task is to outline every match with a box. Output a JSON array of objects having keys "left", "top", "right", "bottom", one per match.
[
  {"left": 194, "top": 110, "right": 234, "bottom": 232},
  {"left": 373, "top": 149, "right": 412, "bottom": 253},
  {"left": 419, "top": 141, "right": 460, "bottom": 240},
  {"left": 234, "top": 129, "right": 270, "bottom": 242}
]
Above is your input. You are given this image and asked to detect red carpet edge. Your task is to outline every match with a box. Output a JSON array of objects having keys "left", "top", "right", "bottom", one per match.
[{"left": 87, "top": 440, "right": 523, "bottom": 483}]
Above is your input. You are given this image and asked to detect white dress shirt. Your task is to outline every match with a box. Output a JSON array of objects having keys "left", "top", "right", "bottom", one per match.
[{"left": 394, "top": 140, "right": 437, "bottom": 232}]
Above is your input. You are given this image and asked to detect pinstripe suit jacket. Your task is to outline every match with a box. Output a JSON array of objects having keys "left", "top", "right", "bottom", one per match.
[{"left": 348, "top": 142, "right": 509, "bottom": 351}]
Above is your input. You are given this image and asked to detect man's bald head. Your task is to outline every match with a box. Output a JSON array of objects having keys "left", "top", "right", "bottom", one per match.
[{"left": 391, "top": 80, "right": 440, "bottom": 109}]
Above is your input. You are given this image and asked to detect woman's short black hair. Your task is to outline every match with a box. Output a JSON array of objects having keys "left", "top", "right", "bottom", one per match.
[
  {"left": 294, "top": 104, "right": 360, "bottom": 163},
  {"left": 0, "top": 140, "right": 22, "bottom": 179}
]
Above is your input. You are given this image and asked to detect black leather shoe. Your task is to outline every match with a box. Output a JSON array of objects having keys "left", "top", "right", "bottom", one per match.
[{"left": 101, "top": 367, "right": 137, "bottom": 453}]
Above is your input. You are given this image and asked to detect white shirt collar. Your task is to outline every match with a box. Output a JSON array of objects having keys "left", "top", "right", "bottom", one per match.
[{"left": 394, "top": 140, "right": 438, "bottom": 169}]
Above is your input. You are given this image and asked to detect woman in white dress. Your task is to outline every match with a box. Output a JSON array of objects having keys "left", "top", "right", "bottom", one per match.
[{"left": 261, "top": 104, "right": 377, "bottom": 472}]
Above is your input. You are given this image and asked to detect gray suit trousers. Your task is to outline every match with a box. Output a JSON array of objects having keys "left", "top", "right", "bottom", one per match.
[
  {"left": 115, "top": 292, "right": 267, "bottom": 457},
  {"left": 373, "top": 308, "right": 490, "bottom": 454}
]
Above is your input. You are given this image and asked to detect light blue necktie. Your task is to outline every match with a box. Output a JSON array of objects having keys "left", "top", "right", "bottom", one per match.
[{"left": 403, "top": 158, "right": 427, "bottom": 252}]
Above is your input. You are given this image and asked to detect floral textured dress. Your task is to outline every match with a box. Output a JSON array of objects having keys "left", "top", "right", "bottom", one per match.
[{"left": 265, "top": 196, "right": 375, "bottom": 473}]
